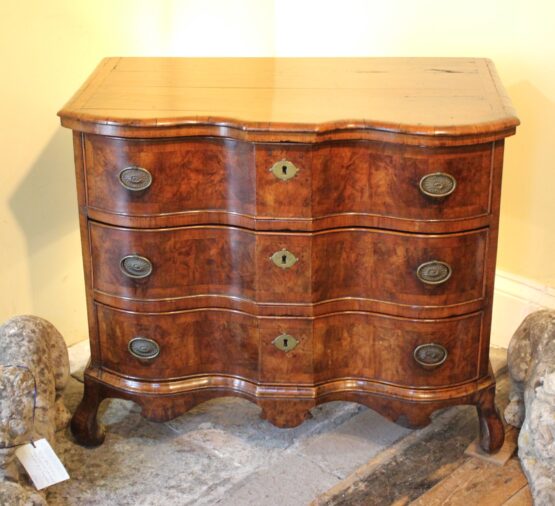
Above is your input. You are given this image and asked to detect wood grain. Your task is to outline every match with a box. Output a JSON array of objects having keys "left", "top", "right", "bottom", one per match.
[
  {"left": 89, "top": 223, "right": 488, "bottom": 317},
  {"left": 83, "top": 135, "right": 496, "bottom": 232},
  {"left": 58, "top": 58, "right": 519, "bottom": 144},
  {"left": 410, "top": 457, "right": 528, "bottom": 505},
  {"left": 503, "top": 486, "right": 533, "bottom": 505},
  {"left": 94, "top": 304, "right": 484, "bottom": 389}
]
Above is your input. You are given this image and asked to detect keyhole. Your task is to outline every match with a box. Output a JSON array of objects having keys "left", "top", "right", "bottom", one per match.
[
  {"left": 283, "top": 338, "right": 289, "bottom": 348},
  {"left": 282, "top": 254, "right": 288, "bottom": 264},
  {"left": 282, "top": 165, "right": 288, "bottom": 175}
]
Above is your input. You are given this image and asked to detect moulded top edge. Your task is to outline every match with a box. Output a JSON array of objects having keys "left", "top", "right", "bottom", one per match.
[{"left": 57, "top": 57, "right": 519, "bottom": 144}]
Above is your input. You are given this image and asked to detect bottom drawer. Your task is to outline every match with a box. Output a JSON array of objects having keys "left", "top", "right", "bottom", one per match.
[{"left": 95, "top": 304, "right": 484, "bottom": 388}]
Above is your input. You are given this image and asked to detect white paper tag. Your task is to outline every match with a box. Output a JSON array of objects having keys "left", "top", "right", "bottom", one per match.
[{"left": 15, "top": 439, "right": 69, "bottom": 490}]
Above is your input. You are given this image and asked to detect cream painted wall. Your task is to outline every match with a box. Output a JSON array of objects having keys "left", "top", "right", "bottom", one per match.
[{"left": 1, "top": 0, "right": 553, "bottom": 345}]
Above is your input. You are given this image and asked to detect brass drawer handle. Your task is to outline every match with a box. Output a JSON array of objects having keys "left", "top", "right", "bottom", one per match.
[
  {"left": 120, "top": 254, "right": 153, "bottom": 279},
  {"left": 416, "top": 260, "right": 452, "bottom": 285},
  {"left": 272, "top": 333, "right": 299, "bottom": 352},
  {"left": 269, "top": 159, "right": 299, "bottom": 181},
  {"left": 270, "top": 249, "right": 298, "bottom": 269},
  {"left": 118, "top": 166, "right": 153, "bottom": 191},
  {"left": 419, "top": 172, "right": 456, "bottom": 198},
  {"left": 413, "top": 343, "right": 448, "bottom": 368},
  {"left": 128, "top": 337, "right": 160, "bottom": 361}
]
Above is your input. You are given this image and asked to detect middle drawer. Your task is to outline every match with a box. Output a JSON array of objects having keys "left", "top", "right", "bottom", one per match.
[{"left": 90, "top": 223, "right": 488, "bottom": 317}]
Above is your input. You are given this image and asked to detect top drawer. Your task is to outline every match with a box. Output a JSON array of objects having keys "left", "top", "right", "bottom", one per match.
[{"left": 82, "top": 135, "right": 496, "bottom": 231}]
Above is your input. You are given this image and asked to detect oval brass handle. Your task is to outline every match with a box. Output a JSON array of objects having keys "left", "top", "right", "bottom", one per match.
[
  {"left": 270, "top": 249, "right": 298, "bottom": 269},
  {"left": 419, "top": 172, "right": 456, "bottom": 198},
  {"left": 118, "top": 166, "right": 153, "bottom": 191},
  {"left": 416, "top": 260, "right": 452, "bottom": 285},
  {"left": 413, "top": 343, "right": 448, "bottom": 368},
  {"left": 269, "top": 159, "right": 299, "bottom": 181},
  {"left": 128, "top": 337, "right": 160, "bottom": 360},
  {"left": 120, "top": 254, "right": 153, "bottom": 279}
]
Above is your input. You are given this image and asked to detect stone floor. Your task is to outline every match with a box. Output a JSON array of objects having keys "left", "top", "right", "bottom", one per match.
[{"left": 45, "top": 342, "right": 509, "bottom": 506}]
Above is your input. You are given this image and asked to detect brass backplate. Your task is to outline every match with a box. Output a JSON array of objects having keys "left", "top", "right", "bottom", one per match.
[
  {"left": 416, "top": 260, "right": 452, "bottom": 285},
  {"left": 270, "top": 249, "right": 298, "bottom": 269},
  {"left": 272, "top": 334, "right": 299, "bottom": 352},
  {"left": 269, "top": 159, "right": 299, "bottom": 181},
  {"left": 419, "top": 172, "right": 456, "bottom": 198}
]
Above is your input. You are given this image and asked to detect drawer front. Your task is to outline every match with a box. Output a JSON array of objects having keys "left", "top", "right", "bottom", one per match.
[
  {"left": 311, "top": 311, "right": 483, "bottom": 387},
  {"left": 96, "top": 305, "right": 483, "bottom": 388},
  {"left": 312, "top": 228, "right": 487, "bottom": 308},
  {"left": 84, "top": 135, "right": 255, "bottom": 217},
  {"left": 83, "top": 135, "right": 493, "bottom": 230},
  {"left": 312, "top": 142, "right": 493, "bottom": 222},
  {"left": 90, "top": 224, "right": 256, "bottom": 302},
  {"left": 96, "top": 305, "right": 259, "bottom": 381},
  {"left": 90, "top": 224, "right": 487, "bottom": 311}
]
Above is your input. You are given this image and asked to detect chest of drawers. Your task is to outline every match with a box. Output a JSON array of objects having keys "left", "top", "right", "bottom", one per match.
[{"left": 59, "top": 58, "right": 518, "bottom": 452}]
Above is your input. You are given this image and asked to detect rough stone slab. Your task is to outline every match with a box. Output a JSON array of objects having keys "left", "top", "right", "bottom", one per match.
[
  {"left": 49, "top": 430, "right": 244, "bottom": 506},
  {"left": 49, "top": 381, "right": 244, "bottom": 505},
  {"left": 166, "top": 398, "right": 364, "bottom": 458},
  {"left": 297, "top": 408, "right": 411, "bottom": 479},
  {"left": 214, "top": 453, "right": 339, "bottom": 506},
  {"left": 49, "top": 382, "right": 366, "bottom": 506}
]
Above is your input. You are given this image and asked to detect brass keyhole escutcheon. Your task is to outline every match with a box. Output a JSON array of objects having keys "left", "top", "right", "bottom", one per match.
[
  {"left": 272, "top": 334, "right": 299, "bottom": 352},
  {"left": 270, "top": 249, "right": 298, "bottom": 269},
  {"left": 269, "top": 159, "right": 299, "bottom": 181}
]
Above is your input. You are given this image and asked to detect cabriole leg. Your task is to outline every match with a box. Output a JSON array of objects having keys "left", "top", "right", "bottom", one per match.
[
  {"left": 70, "top": 377, "right": 106, "bottom": 447},
  {"left": 476, "top": 385, "right": 505, "bottom": 454}
]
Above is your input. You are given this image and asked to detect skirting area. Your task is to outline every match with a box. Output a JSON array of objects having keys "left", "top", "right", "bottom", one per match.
[{"left": 492, "top": 270, "right": 555, "bottom": 348}]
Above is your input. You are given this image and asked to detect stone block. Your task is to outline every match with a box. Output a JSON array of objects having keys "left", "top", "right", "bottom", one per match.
[
  {"left": 505, "top": 310, "right": 555, "bottom": 505},
  {"left": 0, "top": 316, "right": 71, "bottom": 505}
]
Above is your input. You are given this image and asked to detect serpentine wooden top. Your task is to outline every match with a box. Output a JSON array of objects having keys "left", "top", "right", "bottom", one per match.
[{"left": 58, "top": 57, "right": 519, "bottom": 145}]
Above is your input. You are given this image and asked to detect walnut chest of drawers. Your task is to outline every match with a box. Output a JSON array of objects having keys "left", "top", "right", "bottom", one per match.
[{"left": 58, "top": 57, "right": 519, "bottom": 452}]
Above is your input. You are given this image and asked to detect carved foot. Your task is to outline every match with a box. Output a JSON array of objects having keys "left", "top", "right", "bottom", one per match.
[
  {"left": 70, "top": 378, "right": 106, "bottom": 447},
  {"left": 259, "top": 399, "right": 314, "bottom": 428},
  {"left": 476, "top": 386, "right": 505, "bottom": 454}
]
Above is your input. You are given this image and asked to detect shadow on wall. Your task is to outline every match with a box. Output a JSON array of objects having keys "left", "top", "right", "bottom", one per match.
[
  {"left": 500, "top": 80, "right": 555, "bottom": 283},
  {"left": 8, "top": 127, "right": 84, "bottom": 316}
]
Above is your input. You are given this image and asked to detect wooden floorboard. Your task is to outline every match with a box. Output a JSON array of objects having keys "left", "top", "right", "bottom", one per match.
[
  {"left": 410, "top": 426, "right": 532, "bottom": 506},
  {"left": 503, "top": 485, "right": 533, "bottom": 505},
  {"left": 409, "top": 456, "right": 529, "bottom": 505}
]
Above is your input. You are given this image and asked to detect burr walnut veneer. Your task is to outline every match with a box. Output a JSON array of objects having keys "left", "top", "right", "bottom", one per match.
[{"left": 58, "top": 58, "right": 519, "bottom": 452}]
